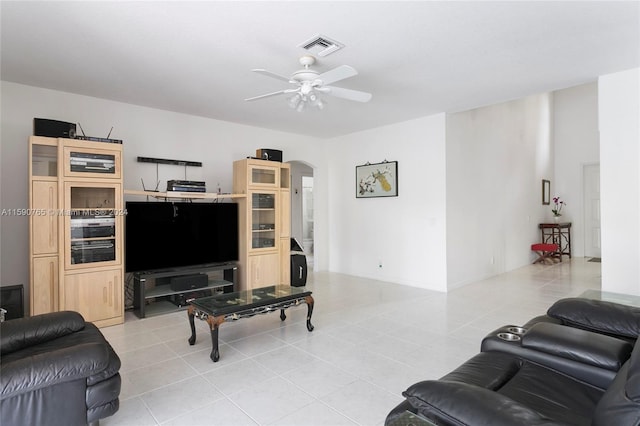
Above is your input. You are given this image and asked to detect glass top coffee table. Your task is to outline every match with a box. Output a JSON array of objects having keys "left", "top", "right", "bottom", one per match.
[{"left": 187, "top": 285, "right": 314, "bottom": 362}]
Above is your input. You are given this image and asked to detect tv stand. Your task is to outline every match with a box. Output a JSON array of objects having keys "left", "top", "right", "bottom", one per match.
[{"left": 133, "top": 263, "right": 237, "bottom": 318}]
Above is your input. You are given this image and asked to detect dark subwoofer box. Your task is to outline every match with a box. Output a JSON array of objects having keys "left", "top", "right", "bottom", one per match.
[
  {"left": 1, "top": 285, "right": 24, "bottom": 320},
  {"left": 33, "top": 118, "right": 76, "bottom": 138},
  {"left": 169, "top": 274, "right": 208, "bottom": 292},
  {"left": 290, "top": 254, "right": 307, "bottom": 287}
]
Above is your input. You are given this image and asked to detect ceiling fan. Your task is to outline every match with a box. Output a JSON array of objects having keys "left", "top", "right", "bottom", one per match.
[{"left": 245, "top": 55, "right": 372, "bottom": 111}]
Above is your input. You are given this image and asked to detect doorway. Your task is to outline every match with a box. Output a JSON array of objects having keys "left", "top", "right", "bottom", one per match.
[
  {"left": 583, "top": 164, "right": 601, "bottom": 258},
  {"left": 288, "top": 161, "right": 314, "bottom": 269},
  {"left": 302, "top": 176, "right": 314, "bottom": 267}
]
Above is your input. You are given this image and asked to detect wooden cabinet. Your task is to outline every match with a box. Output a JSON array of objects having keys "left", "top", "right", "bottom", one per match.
[
  {"left": 28, "top": 136, "right": 124, "bottom": 326},
  {"left": 31, "top": 256, "right": 58, "bottom": 315},
  {"left": 233, "top": 159, "right": 291, "bottom": 290},
  {"left": 247, "top": 253, "right": 280, "bottom": 288},
  {"left": 63, "top": 269, "right": 123, "bottom": 326},
  {"left": 279, "top": 188, "right": 291, "bottom": 286},
  {"left": 279, "top": 238, "right": 291, "bottom": 285},
  {"left": 29, "top": 137, "right": 60, "bottom": 316},
  {"left": 31, "top": 181, "right": 58, "bottom": 255}
]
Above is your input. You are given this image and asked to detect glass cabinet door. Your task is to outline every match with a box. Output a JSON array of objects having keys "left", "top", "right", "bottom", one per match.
[
  {"left": 31, "top": 143, "right": 58, "bottom": 177},
  {"left": 249, "top": 164, "right": 279, "bottom": 187},
  {"left": 63, "top": 146, "right": 122, "bottom": 179},
  {"left": 251, "top": 192, "right": 277, "bottom": 250},
  {"left": 64, "top": 182, "right": 122, "bottom": 269}
]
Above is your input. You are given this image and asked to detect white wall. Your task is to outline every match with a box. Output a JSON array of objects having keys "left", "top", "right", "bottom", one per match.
[
  {"left": 0, "top": 81, "right": 321, "bottom": 300},
  {"left": 4, "top": 73, "right": 639, "bottom": 306},
  {"left": 553, "top": 82, "right": 600, "bottom": 257},
  {"left": 325, "top": 114, "right": 448, "bottom": 291},
  {"left": 598, "top": 68, "right": 640, "bottom": 295},
  {"left": 445, "top": 94, "right": 553, "bottom": 288}
]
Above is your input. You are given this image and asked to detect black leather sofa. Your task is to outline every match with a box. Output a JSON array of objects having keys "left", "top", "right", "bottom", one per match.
[
  {"left": 0, "top": 311, "right": 121, "bottom": 426},
  {"left": 386, "top": 297, "right": 640, "bottom": 426}
]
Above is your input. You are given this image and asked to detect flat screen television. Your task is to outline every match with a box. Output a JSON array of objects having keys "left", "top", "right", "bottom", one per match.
[{"left": 125, "top": 201, "right": 238, "bottom": 273}]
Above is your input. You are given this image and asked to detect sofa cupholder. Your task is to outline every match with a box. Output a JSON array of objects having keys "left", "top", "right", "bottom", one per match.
[
  {"left": 497, "top": 332, "right": 521, "bottom": 342},
  {"left": 507, "top": 326, "right": 527, "bottom": 335}
]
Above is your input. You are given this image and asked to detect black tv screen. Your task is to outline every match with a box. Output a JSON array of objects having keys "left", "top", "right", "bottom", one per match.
[{"left": 125, "top": 201, "right": 238, "bottom": 273}]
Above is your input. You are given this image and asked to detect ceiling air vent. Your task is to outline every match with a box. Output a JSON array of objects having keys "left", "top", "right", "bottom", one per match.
[{"left": 298, "top": 34, "right": 344, "bottom": 57}]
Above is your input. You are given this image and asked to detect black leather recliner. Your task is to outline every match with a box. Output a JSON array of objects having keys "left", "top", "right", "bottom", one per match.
[
  {"left": 0, "top": 311, "right": 121, "bottom": 426},
  {"left": 386, "top": 298, "right": 640, "bottom": 426}
]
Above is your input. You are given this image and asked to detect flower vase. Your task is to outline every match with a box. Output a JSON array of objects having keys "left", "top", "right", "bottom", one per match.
[{"left": 553, "top": 215, "right": 561, "bottom": 223}]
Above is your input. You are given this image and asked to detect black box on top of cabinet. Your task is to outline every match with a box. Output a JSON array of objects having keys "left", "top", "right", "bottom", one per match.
[
  {"left": 34, "top": 118, "right": 76, "bottom": 138},
  {"left": 256, "top": 149, "right": 283, "bottom": 162}
]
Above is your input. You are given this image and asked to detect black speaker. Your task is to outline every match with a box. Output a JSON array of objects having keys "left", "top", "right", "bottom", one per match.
[
  {"left": 169, "top": 274, "right": 208, "bottom": 292},
  {"left": 290, "top": 254, "right": 307, "bottom": 287},
  {"left": 33, "top": 118, "right": 76, "bottom": 138},
  {"left": 0, "top": 285, "right": 24, "bottom": 320},
  {"left": 256, "top": 149, "right": 283, "bottom": 162}
]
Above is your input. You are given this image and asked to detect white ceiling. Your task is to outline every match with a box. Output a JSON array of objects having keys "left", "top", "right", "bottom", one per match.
[{"left": 2, "top": 1, "right": 639, "bottom": 139}]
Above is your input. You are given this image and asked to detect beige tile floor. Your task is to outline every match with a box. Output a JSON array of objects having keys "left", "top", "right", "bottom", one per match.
[{"left": 101, "top": 258, "right": 601, "bottom": 426}]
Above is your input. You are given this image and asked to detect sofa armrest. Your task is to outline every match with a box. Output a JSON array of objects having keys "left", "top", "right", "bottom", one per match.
[
  {"left": 522, "top": 322, "right": 633, "bottom": 371},
  {"left": 548, "top": 298, "right": 640, "bottom": 339},
  {"left": 0, "top": 311, "right": 86, "bottom": 355},
  {"left": 0, "top": 342, "right": 109, "bottom": 400},
  {"left": 403, "top": 380, "right": 567, "bottom": 426}
]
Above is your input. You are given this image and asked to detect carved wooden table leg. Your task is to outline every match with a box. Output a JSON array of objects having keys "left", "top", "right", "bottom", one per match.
[
  {"left": 280, "top": 309, "right": 286, "bottom": 321},
  {"left": 206, "top": 315, "right": 225, "bottom": 362},
  {"left": 305, "top": 295, "right": 315, "bottom": 331},
  {"left": 187, "top": 305, "right": 197, "bottom": 345}
]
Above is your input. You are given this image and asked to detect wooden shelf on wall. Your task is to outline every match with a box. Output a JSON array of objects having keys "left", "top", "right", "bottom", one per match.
[{"left": 124, "top": 189, "right": 246, "bottom": 200}]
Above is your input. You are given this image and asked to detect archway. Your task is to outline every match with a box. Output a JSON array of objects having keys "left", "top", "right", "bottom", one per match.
[{"left": 288, "top": 160, "right": 315, "bottom": 269}]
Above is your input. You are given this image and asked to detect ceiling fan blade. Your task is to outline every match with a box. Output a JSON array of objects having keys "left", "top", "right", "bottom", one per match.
[
  {"left": 317, "top": 65, "right": 358, "bottom": 85},
  {"left": 245, "top": 89, "right": 295, "bottom": 101},
  {"left": 324, "top": 86, "right": 372, "bottom": 103},
  {"left": 252, "top": 69, "right": 292, "bottom": 83}
]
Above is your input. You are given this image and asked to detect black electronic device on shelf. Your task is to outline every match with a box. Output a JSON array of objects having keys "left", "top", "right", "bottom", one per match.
[
  {"left": 69, "top": 152, "right": 116, "bottom": 173},
  {"left": 33, "top": 118, "right": 76, "bottom": 138},
  {"left": 124, "top": 201, "right": 238, "bottom": 273},
  {"left": 166, "top": 180, "right": 206, "bottom": 193}
]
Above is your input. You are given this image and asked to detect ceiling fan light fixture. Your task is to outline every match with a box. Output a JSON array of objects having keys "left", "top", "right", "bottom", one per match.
[
  {"left": 288, "top": 93, "right": 302, "bottom": 109},
  {"left": 289, "top": 90, "right": 325, "bottom": 111},
  {"left": 247, "top": 56, "right": 371, "bottom": 111}
]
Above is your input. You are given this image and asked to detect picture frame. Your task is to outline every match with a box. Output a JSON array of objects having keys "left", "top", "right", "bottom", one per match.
[
  {"left": 356, "top": 161, "right": 398, "bottom": 198},
  {"left": 542, "top": 179, "right": 550, "bottom": 205}
]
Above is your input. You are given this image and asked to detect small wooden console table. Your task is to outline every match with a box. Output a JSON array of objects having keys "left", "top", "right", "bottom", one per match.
[{"left": 539, "top": 222, "right": 572, "bottom": 260}]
